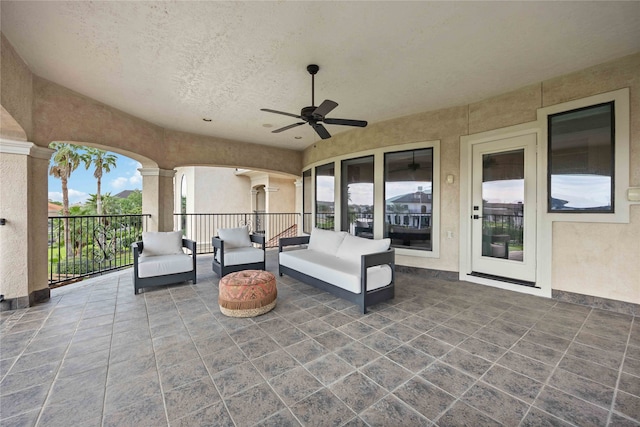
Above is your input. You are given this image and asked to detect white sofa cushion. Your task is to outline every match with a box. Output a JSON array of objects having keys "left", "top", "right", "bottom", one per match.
[
  {"left": 215, "top": 246, "right": 264, "bottom": 266},
  {"left": 137, "top": 253, "right": 193, "bottom": 278},
  {"left": 279, "top": 249, "right": 392, "bottom": 294},
  {"left": 218, "top": 227, "right": 252, "bottom": 248},
  {"left": 141, "top": 231, "right": 183, "bottom": 257},
  {"left": 307, "top": 228, "right": 348, "bottom": 256},
  {"left": 336, "top": 234, "right": 391, "bottom": 264}
]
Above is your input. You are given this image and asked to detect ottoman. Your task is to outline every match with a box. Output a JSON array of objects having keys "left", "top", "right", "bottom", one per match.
[{"left": 218, "top": 270, "right": 277, "bottom": 317}]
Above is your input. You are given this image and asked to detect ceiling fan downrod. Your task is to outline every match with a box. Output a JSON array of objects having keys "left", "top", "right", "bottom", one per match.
[{"left": 307, "top": 64, "right": 319, "bottom": 107}]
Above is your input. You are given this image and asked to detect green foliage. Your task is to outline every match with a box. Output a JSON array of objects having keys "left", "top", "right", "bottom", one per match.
[
  {"left": 56, "top": 258, "right": 95, "bottom": 275},
  {"left": 120, "top": 190, "right": 142, "bottom": 214}
]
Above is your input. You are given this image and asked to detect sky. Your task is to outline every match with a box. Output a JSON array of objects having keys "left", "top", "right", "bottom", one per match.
[{"left": 48, "top": 152, "right": 142, "bottom": 204}]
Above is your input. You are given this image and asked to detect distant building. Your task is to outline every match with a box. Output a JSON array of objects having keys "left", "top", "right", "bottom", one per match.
[
  {"left": 385, "top": 187, "right": 432, "bottom": 228},
  {"left": 47, "top": 202, "right": 63, "bottom": 216},
  {"left": 114, "top": 189, "right": 135, "bottom": 199}
]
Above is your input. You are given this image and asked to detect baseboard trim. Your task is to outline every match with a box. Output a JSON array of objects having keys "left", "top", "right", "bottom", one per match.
[
  {"left": 552, "top": 289, "right": 639, "bottom": 316},
  {"left": 0, "top": 288, "right": 51, "bottom": 311}
]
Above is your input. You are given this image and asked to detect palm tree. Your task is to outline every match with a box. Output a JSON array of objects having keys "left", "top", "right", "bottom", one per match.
[
  {"left": 49, "top": 143, "right": 87, "bottom": 256},
  {"left": 85, "top": 148, "right": 117, "bottom": 215}
]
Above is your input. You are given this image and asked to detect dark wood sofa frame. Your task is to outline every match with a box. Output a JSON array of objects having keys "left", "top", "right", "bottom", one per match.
[
  {"left": 278, "top": 235, "right": 395, "bottom": 314},
  {"left": 132, "top": 238, "right": 197, "bottom": 294},
  {"left": 212, "top": 233, "right": 266, "bottom": 277}
]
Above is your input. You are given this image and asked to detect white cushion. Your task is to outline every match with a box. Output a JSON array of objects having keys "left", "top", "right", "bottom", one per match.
[
  {"left": 279, "top": 249, "right": 392, "bottom": 294},
  {"left": 336, "top": 234, "right": 391, "bottom": 264},
  {"left": 137, "top": 253, "right": 193, "bottom": 278},
  {"left": 141, "top": 231, "right": 183, "bottom": 257},
  {"left": 307, "top": 228, "right": 347, "bottom": 256},
  {"left": 218, "top": 227, "right": 252, "bottom": 248},
  {"left": 215, "top": 246, "right": 264, "bottom": 266}
]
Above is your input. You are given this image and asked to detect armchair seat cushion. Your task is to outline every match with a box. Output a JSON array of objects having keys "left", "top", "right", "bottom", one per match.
[
  {"left": 137, "top": 253, "right": 194, "bottom": 278},
  {"left": 215, "top": 246, "right": 264, "bottom": 266}
]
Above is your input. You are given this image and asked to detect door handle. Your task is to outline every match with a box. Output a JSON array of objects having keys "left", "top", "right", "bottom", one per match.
[{"left": 473, "top": 215, "right": 483, "bottom": 219}]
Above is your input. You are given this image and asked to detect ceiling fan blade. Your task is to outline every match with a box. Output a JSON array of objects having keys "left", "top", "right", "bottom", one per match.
[
  {"left": 272, "top": 122, "right": 305, "bottom": 133},
  {"left": 260, "top": 108, "right": 302, "bottom": 119},
  {"left": 311, "top": 122, "right": 331, "bottom": 139},
  {"left": 323, "top": 118, "right": 368, "bottom": 127},
  {"left": 313, "top": 100, "right": 338, "bottom": 118}
]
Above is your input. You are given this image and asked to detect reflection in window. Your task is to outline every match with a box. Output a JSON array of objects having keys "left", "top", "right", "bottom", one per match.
[
  {"left": 302, "top": 169, "right": 312, "bottom": 234},
  {"left": 341, "top": 156, "right": 374, "bottom": 239},
  {"left": 384, "top": 149, "right": 433, "bottom": 250},
  {"left": 315, "top": 163, "right": 335, "bottom": 230},
  {"left": 180, "top": 175, "right": 187, "bottom": 235},
  {"left": 548, "top": 102, "right": 614, "bottom": 212},
  {"left": 481, "top": 150, "right": 524, "bottom": 260}
]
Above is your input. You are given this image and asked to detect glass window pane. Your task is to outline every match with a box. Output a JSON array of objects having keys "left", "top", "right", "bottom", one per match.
[
  {"left": 384, "top": 148, "right": 433, "bottom": 250},
  {"left": 341, "top": 156, "right": 374, "bottom": 238},
  {"left": 548, "top": 102, "right": 614, "bottom": 212},
  {"left": 481, "top": 149, "right": 524, "bottom": 260},
  {"left": 315, "top": 163, "right": 335, "bottom": 230},
  {"left": 302, "top": 169, "right": 312, "bottom": 234}
]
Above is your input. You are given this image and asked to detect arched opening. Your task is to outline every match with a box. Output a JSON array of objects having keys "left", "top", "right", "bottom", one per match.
[{"left": 46, "top": 141, "right": 157, "bottom": 286}]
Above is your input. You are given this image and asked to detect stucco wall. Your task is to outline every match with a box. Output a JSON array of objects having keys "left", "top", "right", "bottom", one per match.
[
  {"left": 1, "top": 34, "right": 33, "bottom": 139},
  {"left": 303, "top": 53, "right": 640, "bottom": 304},
  {"left": 191, "top": 167, "right": 252, "bottom": 213},
  {"left": 0, "top": 152, "right": 30, "bottom": 298}
]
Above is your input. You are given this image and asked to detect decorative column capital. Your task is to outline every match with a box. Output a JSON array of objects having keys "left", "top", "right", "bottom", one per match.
[
  {"left": 138, "top": 168, "right": 176, "bottom": 177},
  {"left": 0, "top": 139, "right": 54, "bottom": 160}
]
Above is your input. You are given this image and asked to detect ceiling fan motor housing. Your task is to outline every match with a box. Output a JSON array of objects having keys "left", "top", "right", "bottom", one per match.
[{"left": 301, "top": 106, "right": 321, "bottom": 121}]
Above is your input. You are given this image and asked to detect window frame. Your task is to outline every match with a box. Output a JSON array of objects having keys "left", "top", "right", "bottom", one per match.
[
  {"left": 547, "top": 101, "right": 615, "bottom": 214},
  {"left": 538, "top": 88, "right": 630, "bottom": 224},
  {"left": 302, "top": 169, "right": 312, "bottom": 234},
  {"left": 314, "top": 162, "right": 336, "bottom": 231},
  {"left": 303, "top": 140, "right": 440, "bottom": 258},
  {"left": 341, "top": 155, "right": 375, "bottom": 237},
  {"left": 383, "top": 147, "right": 435, "bottom": 252}
]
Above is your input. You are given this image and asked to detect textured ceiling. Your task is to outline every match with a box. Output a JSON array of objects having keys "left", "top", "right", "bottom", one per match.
[{"left": 2, "top": 1, "right": 639, "bottom": 151}]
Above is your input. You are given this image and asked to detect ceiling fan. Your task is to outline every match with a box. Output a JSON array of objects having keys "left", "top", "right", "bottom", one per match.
[{"left": 260, "top": 64, "right": 368, "bottom": 140}]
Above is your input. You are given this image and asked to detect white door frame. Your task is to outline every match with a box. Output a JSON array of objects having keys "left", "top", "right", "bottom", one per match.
[{"left": 460, "top": 122, "right": 550, "bottom": 298}]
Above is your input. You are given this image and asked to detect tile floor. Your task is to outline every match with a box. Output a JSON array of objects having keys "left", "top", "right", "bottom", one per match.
[{"left": 1, "top": 251, "right": 639, "bottom": 426}]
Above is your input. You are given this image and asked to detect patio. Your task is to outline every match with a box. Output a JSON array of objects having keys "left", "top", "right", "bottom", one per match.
[{"left": 0, "top": 250, "right": 638, "bottom": 427}]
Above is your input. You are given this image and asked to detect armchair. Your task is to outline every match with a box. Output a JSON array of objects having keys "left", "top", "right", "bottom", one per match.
[
  {"left": 132, "top": 231, "right": 196, "bottom": 294},
  {"left": 212, "top": 227, "right": 265, "bottom": 277}
]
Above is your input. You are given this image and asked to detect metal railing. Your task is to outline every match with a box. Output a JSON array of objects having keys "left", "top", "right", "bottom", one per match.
[
  {"left": 176, "top": 212, "right": 300, "bottom": 253},
  {"left": 48, "top": 214, "right": 150, "bottom": 286},
  {"left": 482, "top": 213, "right": 524, "bottom": 244}
]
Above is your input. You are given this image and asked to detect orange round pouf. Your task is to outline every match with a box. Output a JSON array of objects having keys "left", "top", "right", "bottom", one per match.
[{"left": 218, "top": 270, "right": 277, "bottom": 317}]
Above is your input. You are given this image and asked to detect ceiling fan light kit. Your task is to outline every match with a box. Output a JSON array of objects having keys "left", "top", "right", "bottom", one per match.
[{"left": 260, "top": 64, "right": 368, "bottom": 140}]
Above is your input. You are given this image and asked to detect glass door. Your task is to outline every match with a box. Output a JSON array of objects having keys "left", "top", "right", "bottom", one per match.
[{"left": 471, "top": 134, "right": 536, "bottom": 284}]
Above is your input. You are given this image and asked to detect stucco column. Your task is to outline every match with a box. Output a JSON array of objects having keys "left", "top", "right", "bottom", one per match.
[
  {"left": 0, "top": 139, "right": 54, "bottom": 309},
  {"left": 139, "top": 168, "right": 175, "bottom": 232},
  {"left": 249, "top": 189, "right": 259, "bottom": 213}
]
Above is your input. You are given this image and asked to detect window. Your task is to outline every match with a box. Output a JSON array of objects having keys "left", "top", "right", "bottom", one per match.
[
  {"left": 384, "top": 148, "right": 433, "bottom": 250},
  {"left": 341, "top": 156, "right": 374, "bottom": 239},
  {"left": 302, "top": 169, "right": 312, "bottom": 234},
  {"left": 180, "top": 175, "right": 187, "bottom": 235},
  {"left": 315, "top": 163, "right": 335, "bottom": 230},
  {"left": 548, "top": 102, "right": 614, "bottom": 213}
]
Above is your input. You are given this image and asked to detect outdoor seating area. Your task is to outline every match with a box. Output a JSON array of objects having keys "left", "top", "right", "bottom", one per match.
[{"left": 0, "top": 250, "right": 638, "bottom": 426}]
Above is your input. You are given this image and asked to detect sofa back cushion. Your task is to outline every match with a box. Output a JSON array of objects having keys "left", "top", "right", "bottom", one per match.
[
  {"left": 308, "top": 228, "right": 348, "bottom": 256},
  {"left": 219, "top": 226, "right": 252, "bottom": 248},
  {"left": 141, "top": 231, "right": 183, "bottom": 257},
  {"left": 336, "top": 234, "right": 391, "bottom": 264}
]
